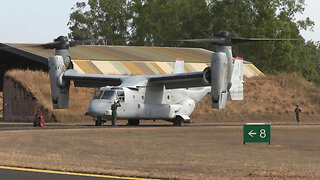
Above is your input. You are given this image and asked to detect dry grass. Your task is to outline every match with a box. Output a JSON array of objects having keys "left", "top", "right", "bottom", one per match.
[
  {"left": 192, "top": 73, "right": 320, "bottom": 123},
  {"left": 4, "top": 70, "right": 320, "bottom": 123},
  {"left": 5, "top": 70, "right": 93, "bottom": 123},
  {"left": 0, "top": 126, "right": 320, "bottom": 179}
]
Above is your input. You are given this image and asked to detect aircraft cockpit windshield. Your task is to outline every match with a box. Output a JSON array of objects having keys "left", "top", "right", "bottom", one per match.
[
  {"left": 101, "top": 91, "right": 115, "bottom": 99},
  {"left": 93, "top": 89, "right": 115, "bottom": 100}
]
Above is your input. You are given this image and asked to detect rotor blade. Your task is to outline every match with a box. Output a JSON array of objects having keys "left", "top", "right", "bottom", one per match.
[
  {"left": 176, "top": 37, "right": 230, "bottom": 45},
  {"left": 36, "top": 42, "right": 61, "bottom": 49},
  {"left": 69, "top": 39, "right": 96, "bottom": 47},
  {"left": 231, "top": 37, "right": 300, "bottom": 43}
]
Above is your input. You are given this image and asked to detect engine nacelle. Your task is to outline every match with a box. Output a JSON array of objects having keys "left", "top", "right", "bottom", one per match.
[
  {"left": 211, "top": 52, "right": 228, "bottom": 109},
  {"left": 49, "top": 56, "right": 70, "bottom": 109}
]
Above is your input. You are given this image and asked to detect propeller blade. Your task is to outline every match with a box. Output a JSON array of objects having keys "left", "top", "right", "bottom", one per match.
[
  {"left": 40, "top": 41, "right": 61, "bottom": 49},
  {"left": 177, "top": 37, "right": 231, "bottom": 46},
  {"left": 69, "top": 39, "right": 96, "bottom": 47},
  {"left": 28, "top": 37, "right": 96, "bottom": 50},
  {"left": 231, "top": 37, "right": 299, "bottom": 43},
  {"left": 177, "top": 31, "right": 300, "bottom": 46}
]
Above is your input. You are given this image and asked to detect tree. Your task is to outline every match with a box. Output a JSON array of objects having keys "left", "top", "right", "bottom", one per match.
[
  {"left": 207, "top": 0, "right": 317, "bottom": 77},
  {"left": 68, "top": 0, "right": 319, "bottom": 83},
  {"left": 129, "top": 0, "right": 211, "bottom": 46},
  {"left": 68, "top": 0, "right": 130, "bottom": 45}
]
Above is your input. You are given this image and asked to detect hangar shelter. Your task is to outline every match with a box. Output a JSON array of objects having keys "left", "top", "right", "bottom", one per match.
[{"left": 0, "top": 43, "right": 263, "bottom": 121}]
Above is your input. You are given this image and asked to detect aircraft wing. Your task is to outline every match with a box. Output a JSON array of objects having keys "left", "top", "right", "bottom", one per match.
[
  {"left": 62, "top": 69, "right": 124, "bottom": 87},
  {"left": 62, "top": 69, "right": 208, "bottom": 89},
  {"left": 147, "top": 71, "right": 208, "bottom": 89}
]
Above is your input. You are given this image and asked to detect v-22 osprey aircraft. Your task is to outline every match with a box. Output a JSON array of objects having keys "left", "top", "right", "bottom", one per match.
[{"left": 46, "top": 31, "right": 291, "bottom": 126}]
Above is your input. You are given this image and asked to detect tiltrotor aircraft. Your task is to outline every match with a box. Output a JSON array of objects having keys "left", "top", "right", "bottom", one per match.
[{"left": 45, "top": 32, "right": 292, "bottom": 126}]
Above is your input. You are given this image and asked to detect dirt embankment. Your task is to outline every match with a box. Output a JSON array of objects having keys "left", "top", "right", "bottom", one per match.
[
  {"left": 4, "top": 70, "right": 93, "bottom": 123},
  {"left": 4, "top": 70, "right": 320, "bottom": 123},
  {"left": 192, "top": 73, "right": 320, "bottom": 123}
]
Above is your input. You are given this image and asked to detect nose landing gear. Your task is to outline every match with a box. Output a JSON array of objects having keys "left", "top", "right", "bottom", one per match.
[{"left": 95, "top": 117, "right": 104, "bottom": 126}]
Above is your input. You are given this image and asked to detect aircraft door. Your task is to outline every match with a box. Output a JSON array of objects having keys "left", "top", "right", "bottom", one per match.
[
  {"left": 115, "top": 90, "right": 126, "bottom": 117},
  {"left": 117, "top": 90, "right": 125, "bottom": 102}
]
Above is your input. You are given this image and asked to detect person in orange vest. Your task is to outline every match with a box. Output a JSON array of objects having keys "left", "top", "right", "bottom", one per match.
[{"left": 33, "top": 109, "right": 46, "bottom": 127}]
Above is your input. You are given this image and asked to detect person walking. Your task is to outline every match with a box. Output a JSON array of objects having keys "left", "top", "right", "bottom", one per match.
[
  {"left": 295, "top": 104, "right": 302, "bottom": 124},
  {"left": 111, "top": 100, "right": 121, "bottom": 126}
]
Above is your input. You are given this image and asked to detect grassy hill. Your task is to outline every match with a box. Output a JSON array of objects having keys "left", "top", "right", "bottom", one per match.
[
  {"left": 4, "top": 70, "right": 93, "bottom": 123},
  {"left": 192, "top": 73, "right": 320, "bottom": 123},
  {"left": 4, "top": 70, "right": 320, "bottom": 123}
]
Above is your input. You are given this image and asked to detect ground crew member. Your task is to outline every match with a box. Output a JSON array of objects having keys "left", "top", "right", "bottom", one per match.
[
  {"left": 33, "top": 109, "right": 46, "bottom": 127},
  {"left": 111, "top": 100, "right": 121, "bottom": 126},
  {"left": 295, "top": 104, "right": 302, "bottom": 124}
]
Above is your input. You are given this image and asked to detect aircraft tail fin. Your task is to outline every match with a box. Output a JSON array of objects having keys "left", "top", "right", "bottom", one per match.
[
  {"left": 229, "top": 57, "right": 243, "bottom": 100},
  {"left": 173, "top": 58, "right": 184, "bottom": 74}
]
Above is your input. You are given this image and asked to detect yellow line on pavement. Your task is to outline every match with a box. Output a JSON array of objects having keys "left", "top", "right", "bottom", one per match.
[{"left": 0, "top": 166, "right": 159, "bottom": 180}]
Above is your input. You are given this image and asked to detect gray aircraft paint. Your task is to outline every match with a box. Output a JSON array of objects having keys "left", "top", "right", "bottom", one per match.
[
  {"left": 46, "top": 33, "right": 245, "bottom": 124},
  {"left": 86, "top": 60, "right": 212, "bottom": 121}
]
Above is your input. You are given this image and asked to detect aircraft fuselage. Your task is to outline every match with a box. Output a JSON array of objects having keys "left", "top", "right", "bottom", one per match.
[{"left": 87, "top": 85, "right": 210, "bottom": 122}]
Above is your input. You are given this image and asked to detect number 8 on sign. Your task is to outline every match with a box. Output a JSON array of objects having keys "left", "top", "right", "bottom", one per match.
[{"left": 260, "top": 129, "right": 266, "bottom": 138}]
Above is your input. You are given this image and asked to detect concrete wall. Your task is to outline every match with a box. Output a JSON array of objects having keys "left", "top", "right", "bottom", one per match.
[{"left": 3, "top": 77, "right": 53, "bottom": 122}]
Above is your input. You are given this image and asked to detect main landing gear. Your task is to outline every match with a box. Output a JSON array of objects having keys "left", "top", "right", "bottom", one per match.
[
  {"left": 173, "top": 116, "right": 185, "bottom": 126},
  {"left": 128, "top": 119, "right": 140, "bottom": 126}
]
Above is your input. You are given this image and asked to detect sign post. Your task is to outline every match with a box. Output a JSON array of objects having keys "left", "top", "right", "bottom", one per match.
[{"left": 243, "top": 123, "right": 271, "bottom": 145}]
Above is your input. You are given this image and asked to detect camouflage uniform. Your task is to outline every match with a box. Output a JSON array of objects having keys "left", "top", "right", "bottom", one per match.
[
  {"left": 295, "top": 105, "right": 302, "bottom": 124},
  {"left": 111, "top": 100, "right": 121, "bottom": 126}
]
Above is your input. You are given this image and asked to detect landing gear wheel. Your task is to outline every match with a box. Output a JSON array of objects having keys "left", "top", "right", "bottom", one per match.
[
  {"left": 128, "top": 119, "right": 140, "bottom": 126},
  {"left": 95, "top": 118, "right": 102, "bottom": 126},
  {"left": 173, "top": 117, "right": 185, "bottom": 126}
]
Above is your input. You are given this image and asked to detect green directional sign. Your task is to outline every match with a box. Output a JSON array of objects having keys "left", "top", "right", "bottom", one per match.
[{"left": 243, "top": 123, "right": 271, "bottom": 145}]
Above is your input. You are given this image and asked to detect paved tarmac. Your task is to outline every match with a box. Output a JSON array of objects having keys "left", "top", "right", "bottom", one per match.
[
  {"left": 0, "top": 122, "right": 176, "bottom": 131},
  {"left": 0, "top": 166, "right": 145, "bottom": 180},
  {"left": 0, "top": 122, "right": 320, "bottom": 131}
]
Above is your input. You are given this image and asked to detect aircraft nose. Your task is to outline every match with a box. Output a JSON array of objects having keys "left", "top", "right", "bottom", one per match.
[{"left": 88, "top": 100, "right": 110, "bottom": 117}]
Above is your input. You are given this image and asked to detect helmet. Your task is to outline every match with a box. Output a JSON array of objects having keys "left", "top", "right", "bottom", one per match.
[{"left": 296, "top": 104, "right": 299, "bottom": 107}]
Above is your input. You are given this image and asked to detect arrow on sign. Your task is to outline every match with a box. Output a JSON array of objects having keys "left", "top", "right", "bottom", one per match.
[{"left": 248, "top": 130, "right": 257, "bottom": 137}]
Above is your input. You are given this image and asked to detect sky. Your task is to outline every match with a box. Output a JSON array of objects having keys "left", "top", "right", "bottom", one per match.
[
  {"left": 0, "top": 0, "right": 319, "bottom": 43},
  {"left": 0, "top": 0, "right": 86, "bottom": 43},
  {"left": 295, "top": 0, "right": 320, "bottom": 42}
]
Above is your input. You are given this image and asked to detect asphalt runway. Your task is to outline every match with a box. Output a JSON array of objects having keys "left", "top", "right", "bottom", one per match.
[
  {"left": 1, "top": 122, "right": 320, "bottom": 131},
  {"left": 0, "top": 123, "right": 177, "bottom": 131},
  {"left": 0, "top": 166, "right": 141, "bottom": 180}
]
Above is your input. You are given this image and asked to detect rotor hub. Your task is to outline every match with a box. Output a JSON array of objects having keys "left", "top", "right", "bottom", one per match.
[{"left": 54, "top": 36, "right": 70, "bottom": 50}]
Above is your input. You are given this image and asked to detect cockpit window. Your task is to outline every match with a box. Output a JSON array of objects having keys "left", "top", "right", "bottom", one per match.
[
  {"left": 93, "top": 90, "right": 103, "bottom": 99},
  {"left": 117, "top": 90, "right": 125, "bottom": 102},
  {"left": 101, "top": 91, "right": 115, "bottom": 99},
  {"left": 93, "top": 89, "right": 123, "bottom": 101}
]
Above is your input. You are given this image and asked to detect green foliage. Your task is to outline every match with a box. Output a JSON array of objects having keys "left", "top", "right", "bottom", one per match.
[
  {"left": 129, "top": 0, "right": 211, "bottom": 47},
  {"left": 68, "top": 0, "right": 130, "bottom": 45},
  {"left": 68, "top": 0, "right": 320, "bottom": 83}
]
